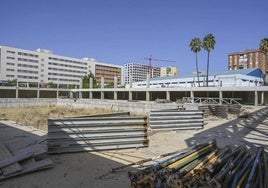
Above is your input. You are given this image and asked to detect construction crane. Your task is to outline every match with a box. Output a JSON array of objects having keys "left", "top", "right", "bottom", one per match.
[{"left": 142, "top": 55, "right": 176, "bottom": 78}]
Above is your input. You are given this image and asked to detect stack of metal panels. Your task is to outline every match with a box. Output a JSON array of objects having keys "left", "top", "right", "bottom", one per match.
[
  {"left": 149, "top": 110, "right": 204, "bottom": 131},
  {"left": 0, "top": 137, "right": 53, "bottom": 181},
  {"left": 47, "top": 112, "right": 148, "bottom": 154}
]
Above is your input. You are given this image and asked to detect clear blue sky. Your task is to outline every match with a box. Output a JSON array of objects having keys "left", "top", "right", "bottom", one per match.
[{"left": 1, "top": 0, "right": 267, "bottom": 75}]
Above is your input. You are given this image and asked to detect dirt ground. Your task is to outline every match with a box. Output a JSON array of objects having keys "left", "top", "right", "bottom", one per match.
[
  {"left": 0, "top": 105, "right": 267, "bottom": 188},
  {"left": 0, "top": 105, "right": 115, "bottom": 130}
]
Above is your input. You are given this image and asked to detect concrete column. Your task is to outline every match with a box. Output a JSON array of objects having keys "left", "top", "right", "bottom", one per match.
[
  {"left": 254, "top": 90, "right": 258, "bottom": 106},
  {"left": 146, "top": 74, "right": 150, "bottom": 88},
  {"left": 89, "top": 77, "right": 93, "bottom": 99},
  {"left": 166, "top": 91, "right": 170, "bottom": 101},
  {"left": 190, "top": 90, "right": 194, "bottom": 103},
  {"left": 219, "top": 90, "right": 223, "bottom": 105},
  {"left": 69, "top": 91, "right": 73, "bottom": 99},
  {"left": 114, "top": 76, "right": 118, "bottom": 88},
  {"left": 261, "top": 91, "right": 264, "bottom": 105},
  {"left": 129, "top": 76, "right": 133, "bottom": 88},
  {"left": 101, "top": 77, "right": 104, "bottom": 89},
  {"left": 16, "top": 88, "right": 19, "bottom": 99},
  {"left": 89, "top": 77, "right": 93, "bottom": 88},
  {"left": 101, "top": 91, "right": 104, "bottom": 100},
  {"left": 114, "top": 91, "right": 118, "bottom": 100},
  {"left": 129, "top": 91, "right": 133, "bottom": 101},
  {"left": 146, "top": 91, "right": 150, "bottom": 101},
  {"left": 56, "top": 90, "right": 59, "bottom": 98},
  {"left": 37, "top": 89, "right": 40, "bottom": 99},
  {"left": 79, "top": 91, "right": 82, "bottom": 99}
]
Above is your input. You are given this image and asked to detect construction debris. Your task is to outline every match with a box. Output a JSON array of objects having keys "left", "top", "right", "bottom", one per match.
[
  {"left": 128, "top": 140, "right": 267, "bottom": 188},
  {"left": 0, "top": 137, "right": 53, "bottom": 181}
]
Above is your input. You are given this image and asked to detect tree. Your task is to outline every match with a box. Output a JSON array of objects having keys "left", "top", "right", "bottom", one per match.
[
  {"left": 203, "top": 34, "right": 216, "bottom": 86},
  {"left": 259, "top": 38, "right": 268, "bottom": 85},
  {"left": 190, "top": 37, "right": 202, "bottom": 87},
  {"left": 82, "top": 72, "right": 98, "bottom": 88},
  {"left": 259, "top": 38, "right": 268, "bottom": 69}
]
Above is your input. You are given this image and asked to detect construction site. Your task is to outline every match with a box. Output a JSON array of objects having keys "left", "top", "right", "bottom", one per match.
[{"left": 0, "top": 96, "right": 267, "bottom": 188}]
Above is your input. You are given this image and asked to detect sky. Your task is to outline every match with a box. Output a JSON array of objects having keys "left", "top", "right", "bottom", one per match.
[{"left": 1, "top": 0, "right": 267, "bottom": 75}]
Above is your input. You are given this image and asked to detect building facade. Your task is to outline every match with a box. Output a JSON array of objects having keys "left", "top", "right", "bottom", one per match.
[
  {"left": 124, "top": 62, "right": 161, "bottom": 84},
  {"left": 160, "top": 66, "right": 178, "bottom": 77},
  {"left": 0, "top": 45, "right": 122, "bottom": 88},
  {"left": 228, "top": 49, "right": 267, "bottom": 74},
  {"left": 95, "top": 62, "right": 123, "bottom": 86},
  {"left": 125, "top": 68, "right": 264, "bottom": 88}
]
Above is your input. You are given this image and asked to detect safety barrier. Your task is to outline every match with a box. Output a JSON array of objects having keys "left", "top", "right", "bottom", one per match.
[
  {"left": 149, "top": 110, "right": 204, "bottom": 131},
  {"left": 47, "top": 112, "right": 148, "bottom": 154}
]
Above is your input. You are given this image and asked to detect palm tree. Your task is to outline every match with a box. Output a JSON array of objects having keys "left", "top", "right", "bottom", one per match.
[
  {"left": 259, "top": 38, "right": 268, "bottom": 85},
  {"left": 203, "top": 34, "right": 216, "bottom": 86},
  {"left": 259, "top": 38, "right": 268, "bottom": 69},
  {"left": 189, "top": 37, "right": 202, "bottom": 87}
]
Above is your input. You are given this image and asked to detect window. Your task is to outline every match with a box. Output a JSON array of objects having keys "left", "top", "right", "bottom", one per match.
[
  {"left": 18, "top": 64, "right": 38, "bottom": 68},
  {"left": 7, "top": 50, "right": 15, "bottom": 54},
  {"left": 18, "top": 58, "right": 38, "bottom": 63},
  {"left": 6, "top": 68, "right": 15, "bottom": 71},
  {"left": 6, "top": 62, "right": 15, "bottom": 66},
  {"left": 18, "top": 52, "right": 38, "bottom": 58}
]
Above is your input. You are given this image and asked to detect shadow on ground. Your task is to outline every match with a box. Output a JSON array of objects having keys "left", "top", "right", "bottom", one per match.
[
  {"left": 0, "top": 120, "right": 136, "bottom": 188},
  {"left": 185, "top": 107, "right": 268, "bottom": 152}
]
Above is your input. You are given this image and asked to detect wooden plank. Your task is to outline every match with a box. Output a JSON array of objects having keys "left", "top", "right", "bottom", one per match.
[
  {"left": 0, "top": 158, "right": 53, "bottom": 180},
  {"left": 0, "top": 143, "right": 22, "bottom": 176},
  {"left": 0, "top": 152, "right": 34, "bottom": 169}
]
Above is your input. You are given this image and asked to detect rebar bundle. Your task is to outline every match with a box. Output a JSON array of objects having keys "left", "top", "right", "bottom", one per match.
[{"left": 128, "top": 140, "right": 267, "bottom": 188}]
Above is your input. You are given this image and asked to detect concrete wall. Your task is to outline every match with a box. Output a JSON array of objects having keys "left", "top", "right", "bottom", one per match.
[
  {"left": 0, "top": 98, "right": 57, "bottom": 107},
  {"left": 57, "top": 99, "right": 178, "bottom": 116}
]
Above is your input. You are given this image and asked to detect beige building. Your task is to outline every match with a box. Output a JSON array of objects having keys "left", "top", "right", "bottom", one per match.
[
  {"left": 95, "top": 62, "right": 123, "bottom": 86},
  {"left": 228, "top": 49, "right": 267, "bottom": 74},
  {"left": 160, "top": 66, "right": 178, "bottom": 77}
]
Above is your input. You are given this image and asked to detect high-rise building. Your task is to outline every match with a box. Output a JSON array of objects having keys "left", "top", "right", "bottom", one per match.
[
  {"left": 124, "top": 62, "right": 161, "bottom": 84},
  {"left": 228, "top": 49, "right": 267, "bottom": 74},
  {"left": 0, "top": 45, "right": 122, "bottom": 88},
  {"left": 160, "top": 66, "right": 178, "bottom": 77}
]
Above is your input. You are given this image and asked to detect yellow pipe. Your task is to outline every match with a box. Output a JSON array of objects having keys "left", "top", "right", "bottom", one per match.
[
  {"left": 236, "top": 167, "right": 251, "bottom": 188},
  {"left": 168, "top": 143, "right": 215, "bottom": 169}
]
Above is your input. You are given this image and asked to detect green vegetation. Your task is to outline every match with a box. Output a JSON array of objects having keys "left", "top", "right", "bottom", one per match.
[
  {"left": 189, "top": 37, "right": 202, "bottom": 86},
  {"left": 82, "top": 72, "right": 99, "bottom": 88},
  {"left": 189, "top": 34, "right": 216, "bottom": 87},
  {"left": 259, "top": 38, "right": 268, "bottom": 68},
  {"left": 203, "top": 34, "right": 216, "bottom": 86}
]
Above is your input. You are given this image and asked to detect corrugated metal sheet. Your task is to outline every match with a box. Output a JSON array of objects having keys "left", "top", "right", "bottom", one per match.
[
  {"left": 149, "top": 110, "right": 204, "bottom": 131},
  {"left": 47, "top": 113, "right": 148, "bottom": 154}
]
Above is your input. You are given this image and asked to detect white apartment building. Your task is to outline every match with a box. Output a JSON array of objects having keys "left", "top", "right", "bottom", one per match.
[
  {"left": 124, "top": 62, "right": 161, "bottom": 84},
  {"left": 0, "top": 45, "right": 121, "bottom": 88}
]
